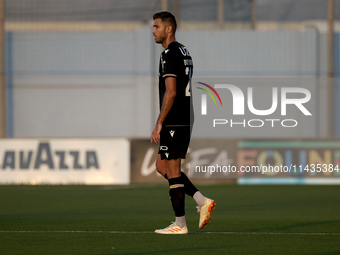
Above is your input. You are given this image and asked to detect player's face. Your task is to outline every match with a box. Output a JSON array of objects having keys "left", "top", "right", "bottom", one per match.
[{"left": 152, "top": 19, "right": 167, "bottom": 44}]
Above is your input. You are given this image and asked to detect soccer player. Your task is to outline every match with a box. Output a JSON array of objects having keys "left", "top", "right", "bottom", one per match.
[{"left": 151, "top": 11, "right": 216, "bottom": 234}]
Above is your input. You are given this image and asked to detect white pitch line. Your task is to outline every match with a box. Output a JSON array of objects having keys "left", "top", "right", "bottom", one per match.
[
  {"left": 0, "top": 231, "right": 339, "bottom": 236},
  {"left": 0, "top": 231, "right": 153, "bottom": 234},
  {"left": 192, "top": 232, "right": 340, "bottom": 236}
]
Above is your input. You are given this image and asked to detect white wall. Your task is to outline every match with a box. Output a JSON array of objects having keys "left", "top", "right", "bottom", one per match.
[{"left": 6, "top": 27, "right": 325, "bottom": 138}]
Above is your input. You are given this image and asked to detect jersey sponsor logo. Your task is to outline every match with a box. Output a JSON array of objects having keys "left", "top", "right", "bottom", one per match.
[
  {"left": 169, "top": 130, "right": 175, "bottom": 137},
  {"left": 160, "top": 146, "right": 168, "bottom": 151},
  {"left": 160, "top": 55, "right": 166, "bottom": 73}
]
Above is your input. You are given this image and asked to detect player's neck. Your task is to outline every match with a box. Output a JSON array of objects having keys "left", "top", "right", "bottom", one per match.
[{"left": 162, "top": 36, "right": 176, "bottom": 49}]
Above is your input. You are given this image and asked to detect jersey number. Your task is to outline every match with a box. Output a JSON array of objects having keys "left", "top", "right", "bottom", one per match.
[
  {"left": 185, "top": 81, "right": 191, "bottom": 97},
  {"left": 185, "top": 67, "right": 192, "bottom": 97}
]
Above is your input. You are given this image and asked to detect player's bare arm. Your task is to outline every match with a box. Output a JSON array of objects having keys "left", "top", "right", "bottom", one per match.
[{"left": 151, "top": 77, "right": 177, "bottom": 144}]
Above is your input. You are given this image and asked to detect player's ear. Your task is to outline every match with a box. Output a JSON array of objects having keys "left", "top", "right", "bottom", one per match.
[{"left": 166, "top": 25, "right": 173, "bottom": 34}]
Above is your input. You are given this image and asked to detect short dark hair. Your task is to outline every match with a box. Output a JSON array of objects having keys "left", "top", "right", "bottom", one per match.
[{"left": 153, "top": 11, "right": 177, "bottom": 34}]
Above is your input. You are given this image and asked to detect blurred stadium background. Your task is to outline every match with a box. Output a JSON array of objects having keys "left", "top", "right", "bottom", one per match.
[{"left": 0, "top": 0, "right": 339, "bottom": 185}]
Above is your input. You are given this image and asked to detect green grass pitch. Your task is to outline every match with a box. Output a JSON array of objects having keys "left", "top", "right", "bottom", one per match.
[{"left": 0, "top": 184, "right": 339, "bottom": 254}]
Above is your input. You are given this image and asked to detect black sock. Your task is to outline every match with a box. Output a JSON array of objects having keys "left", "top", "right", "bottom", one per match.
[
  {"left": 181, "top": 172, "right": 198, "bottom": 197},
  {"left": 164, "top": 172, "right": 198, "bottom": 197},
  {"left": 168, "top": 176, "right": 185, "bottom": 217}
]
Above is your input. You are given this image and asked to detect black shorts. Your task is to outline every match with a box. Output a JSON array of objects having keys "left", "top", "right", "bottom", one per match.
[{"left": 158, "top": 125, "right": 192, "bottom": 160}]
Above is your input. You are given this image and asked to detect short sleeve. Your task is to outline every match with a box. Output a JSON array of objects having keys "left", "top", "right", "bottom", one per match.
[{"left": 162, "top": 51, "right": 177, "bottom": 78}]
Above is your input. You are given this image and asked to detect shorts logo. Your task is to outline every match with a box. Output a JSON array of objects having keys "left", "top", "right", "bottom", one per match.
[
  {"left": 160, "top": 146, "right": 168, "bottom": 151},
  {"left": 169, "top": 130, "right": 175, "bottom": 137},
  {"left": 165, "top": 153, "right": 169, "bottom": 158}
]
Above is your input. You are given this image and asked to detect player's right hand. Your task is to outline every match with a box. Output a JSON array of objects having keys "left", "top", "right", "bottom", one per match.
[{"left": 151, "top": 123, "right": 162, "bottom": 144}]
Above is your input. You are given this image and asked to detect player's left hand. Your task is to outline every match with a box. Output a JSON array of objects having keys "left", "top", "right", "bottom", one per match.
[{"left": 151, "top": 123, "right": 162, "bottom": 144}]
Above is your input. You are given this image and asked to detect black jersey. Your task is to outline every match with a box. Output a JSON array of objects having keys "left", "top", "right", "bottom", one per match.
[{"left": 158, "top": 41, "right": 194, "bottom": 126}]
